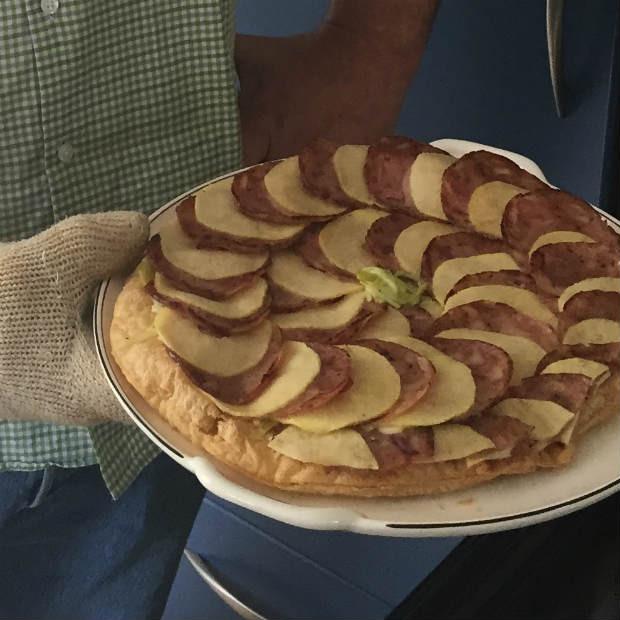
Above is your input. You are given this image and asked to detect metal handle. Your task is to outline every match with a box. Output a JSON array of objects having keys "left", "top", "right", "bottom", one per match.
[
  {"left": 546, "top": 0, "right": 565, "bottom": 117},
  {"left": 184, "top": 549, "right": 269, "bottom": 620}
]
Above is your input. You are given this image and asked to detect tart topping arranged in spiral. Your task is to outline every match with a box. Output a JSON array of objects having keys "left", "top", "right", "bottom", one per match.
[{"left": 128, "top": 135, "right": 619, "bottom": 473}]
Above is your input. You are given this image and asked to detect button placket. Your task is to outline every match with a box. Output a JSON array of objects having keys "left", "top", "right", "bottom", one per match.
[{"left": 40, "top": 0, "right": 59, "bottom": 17}]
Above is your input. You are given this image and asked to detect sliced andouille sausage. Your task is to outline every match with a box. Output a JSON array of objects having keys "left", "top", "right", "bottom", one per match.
[
  {"left": 441, "top": 150, "right": 547, "bottom": 230},
  {"left": 366, "top": 213, "right": 418, "bottom": 271},
  {"left": 420, "top": 232, "right": 508, "bottom": 282},
  {"left": 232, "top": 162, "right": 308, "bottom": 224},
  {"left": 146, "top": 234, "right": 264, "bottom": 299},
  {"left": 431, "top": 337, "right": 512, "bottom": 413},
  {"left": 297, "top": 227, "right": 355, "bottom": 279},
  {"left": 298, "top": 138, "right": 376, "bottom": 209},
  {"left": 364, "top": 136, "right": 449, "bottom": 212},
  {"left": 361, "top": 427, "right": 434, "bottom": 470},
  {"left": 432, "top": 300, "right": 559, "bottom": 351},
  {"left": 507, "top": 373, "right": 592, "bottom": 413},
  {"left": 559, "top": 290, "right": 620, "bottom": 333},
  {"left": 147, "top": 276, "right": 270, "bottom": 335},
  {"left": 176, "top": 180, "right": 305, "bottom": 253},
  {"left": 449, "top": 270, "right": 538, "bottom": 296},
  {"left": 272, "top": 343, "right": 352, "bottom": 417},
  {"left": 170, "top": 324, "right": 283, "bottom": 405},
  {"left": 358, "top": 339, "right": 435, "bottom": 419},
  {"left": 399, "top": 305, "right": 436, "bottom": 339},
  {"left": 530, "top": 242, "right": 620, "bottom": 296},
  {"left": 466, "top": 414, "right": 532, "bottom": 451},
  {"left": 364, "top": 212, "right": 418, "bottom": 270},
  {"left": 501, "top": 188, "right": 620, "bottom": 257}
]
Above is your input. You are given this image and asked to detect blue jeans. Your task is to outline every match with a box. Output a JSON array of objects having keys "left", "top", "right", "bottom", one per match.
[{"left": 0, "top": 455, "right": 204, "bottom": 620}]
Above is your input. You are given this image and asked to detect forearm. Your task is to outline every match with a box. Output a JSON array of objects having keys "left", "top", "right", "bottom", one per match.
[{"left": 323, "top": 0, "right": 439, "bottom": 78}]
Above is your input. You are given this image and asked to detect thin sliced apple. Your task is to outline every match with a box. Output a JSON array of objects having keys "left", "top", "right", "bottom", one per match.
[
  {"left": 394, "top": 221, "right": 459, "bottom": 279},
  {"left": 318, "top": 208, "right": 388, "bottom": 275},
  {"left": 435, "top": 328, "right": 546, "bottom": 385},
  {"left": 333, "top": 145, "right": 375, "bottom": 205},
  {"left": 194, "top": 177, "right": 304, "bottom": 241},
  {"left": 432, "top": 253, "right": 520, "bottom": 304},
  {"left": 558, "top": 277, "right": 620, "bottom": 311},
  {"left": 542, "top": 357, "right": 610, "bottom": 382},
  {"left": 491, "top": 399, "right": 574, "bottom": 441},
  {"left": 356, "top": 307, "right": 410, "bottom": 339},
  {"left": 154, "top": 273, "right": 267, "bottom": 319},
  {"left": 154, "top": 307, "right": 272, "bottom": 377},
  {"left": 444, "top": 285, "right": 557, "bottom": 327},
  {"left": 469, "top": 181, "right": 523, "bottom": 237},
  {"left": 563, "top": 318, "right": 620, "bottom": 345},
  {"left": 268, "top": 251, "right": 361, "bottom": 301},
  {"left": 377, "top": 336, "right": 475, "bottom": 428},
  {"left": 213, "top": 341, "right": 321, "bottom": 417},
  {"left": 431, "top": 424, "right": 495, "bottom": 461},
  {"left": 282, "top": 345, "right": 401, "bottom": 433},
  {"left": 272, "top": 291, "right": 367, "bottom": 331},
  {"left": 264, "top": 157, "right": 345, "bottom": 217},
  {"left": 409, "top": 152, "right": 455, "bottom": 220},
  {"left": 269, "top": 426, "right": 379, "bottom": 469},
  {"left": 528, "top": 231, "right": 595, "bottom": 258},
  {"left": 160, "top": 219, "right": 268, "bottom": 279}
]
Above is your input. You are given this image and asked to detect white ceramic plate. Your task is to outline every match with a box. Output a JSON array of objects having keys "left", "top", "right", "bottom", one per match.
[{"left": 94, "top": 139, "right": 620, "bottom": 537}]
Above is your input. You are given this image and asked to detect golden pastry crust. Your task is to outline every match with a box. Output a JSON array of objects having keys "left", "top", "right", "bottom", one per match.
[{"left": 110, "top": 274, "right": 620, "bottom": 497}]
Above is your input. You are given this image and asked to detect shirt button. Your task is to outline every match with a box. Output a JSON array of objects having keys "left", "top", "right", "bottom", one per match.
[
  {"left": 57, "top": 143, "right": 75, "bottom": 163},
  {"left": 40, "top": 0, "right": 59, "bottom": 16}
]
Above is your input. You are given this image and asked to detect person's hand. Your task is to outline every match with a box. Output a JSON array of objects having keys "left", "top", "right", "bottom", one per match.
[
  {"left": 236, "top": 25, "right": 417, "bottom": 164},
  {"left": 0, "top": 212, "right": 149, "bottom": 426}
]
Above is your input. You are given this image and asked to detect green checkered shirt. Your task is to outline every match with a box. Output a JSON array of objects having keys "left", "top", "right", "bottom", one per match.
[{"left": 1, "top": 0, "right": 241, "bottom": 497}]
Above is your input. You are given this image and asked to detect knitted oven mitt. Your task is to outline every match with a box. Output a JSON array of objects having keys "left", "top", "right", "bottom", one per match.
[{"left": 0, "top": 212, "right": 149, "bottom": 426}]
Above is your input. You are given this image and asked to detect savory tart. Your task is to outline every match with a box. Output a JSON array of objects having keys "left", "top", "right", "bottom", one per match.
[{"left": 110, "top": 137, "right": 620, "bottom": 497}]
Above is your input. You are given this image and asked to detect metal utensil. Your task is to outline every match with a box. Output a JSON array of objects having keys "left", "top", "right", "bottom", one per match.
[
  {"left": 184, "top": 549, "right": 269, "bottom": 620},
  {"left": 546, "top": 0, "right": 565, "bottom": 117}
]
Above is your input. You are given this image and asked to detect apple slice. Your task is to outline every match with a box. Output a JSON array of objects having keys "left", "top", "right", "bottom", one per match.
[
  {"left": 558, "top": 277, "right": 620, "bottom": 311},
  {"left": 213, "top": 341, "right": 321, "bottom": 417},
  {"left": 267, "top": 251, "right": 361, "bottom": 302},
  {"left": 356, "top": 307, "right": 410, "bottom": 339},
  {"left": 332, "top": 145, "right": 375, "bottom": 205},
  {"left": 528, "top": 231, "right": 595, "bottom": 258},
  {"left": 443, "top": 285, "right": 557, "bottom": 327},
  {"left": 541, "top": 357, "right": 610, "bottom": 382},
  {"left": 432, "top": 253, "right": 520, "bottom": 305},
  {"left": 154, "top": 273, "right": 268, "bottom": 321},
  {"left": 318, "top": 208, "right": 388, "bottom": 275},
  {"left": 491, "top": 399, "right": 574, "bottom": 441},
  {"left": 394, "top": 221, "right": 459, "bottom": 279},
  {"left": 269, "top": 426, "right": 379, "bottom": 469},
  {"left": 158, "top": 219, "right": 268, "bottom": 279},
  {"left": 282, "top": 345, "right": 401, "bottom": 433},
  {"left": 435, "top": 328, "right": 546, "bottom": 385},
  {"left": 193, "top": 177, "right": 304, "bottom": 246},
  {"left": 563, "top": 318, "right": 620, "bottom": 345},
  {"left": 468, "top": 181, "right": 523, "bottom": 237},
  {"left": 154, "top": 307, "right": 273, "bottom": 377},
  {"left": 430, "top": 424, "right": 495, "bottom": 461},
  {"left": 271, "top": 291, "right": 379, "bottom": 343},
  {"left": 408, "top": 152, "right": 456, "bottom": 221},
  {"left": 377, "top": 336, "right": 475, "bottom": 428},
  {"left": 264, "top": 157, "right": 345, "bottom": 217}
]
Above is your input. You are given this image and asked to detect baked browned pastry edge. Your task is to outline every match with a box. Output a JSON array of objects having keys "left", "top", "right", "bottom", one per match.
[{"left": 110, "top": 274, "right": 620, "bottom": 497}]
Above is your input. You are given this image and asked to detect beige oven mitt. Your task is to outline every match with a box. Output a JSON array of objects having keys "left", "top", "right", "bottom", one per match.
[{"left": 0, "top": 212, "right": 149, "bottom": 426}]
